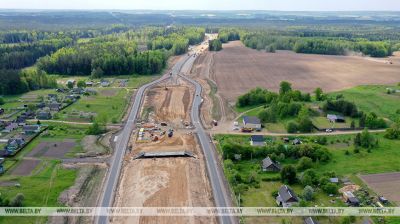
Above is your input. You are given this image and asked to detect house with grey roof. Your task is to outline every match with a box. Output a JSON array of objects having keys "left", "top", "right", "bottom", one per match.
[
  {"left": 276, "top": 185, "right": 299, "bottom": 207},
  {"left": 327, "top": 114, "right": 345, "bottom": 123},
  {"left": 243, "top": 116, "right": 261, "bottom": 131},
  {"left": 250, "top": 135, "right": 265, "bottom": 146},
  {"left": 262, "top": 156, "right": 281, "bottom": 172}
]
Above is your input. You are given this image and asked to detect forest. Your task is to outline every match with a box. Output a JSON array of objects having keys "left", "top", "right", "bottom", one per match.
[{"left": 0, "top": 26, "right": 205, "bottom": 94}]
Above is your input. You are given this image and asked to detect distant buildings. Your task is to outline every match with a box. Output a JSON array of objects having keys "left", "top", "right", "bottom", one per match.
[
  {"left": 36, "top": 111, "right": 52, "bottom": 120},
  {"left": 23, "top": 125, "right": 41, "bottom": 135}
]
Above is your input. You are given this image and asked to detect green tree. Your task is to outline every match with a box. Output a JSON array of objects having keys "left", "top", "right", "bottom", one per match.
[
  {"left": 86, "top": 122, "right": 105, "bottom": 135},
  {"left": 322, "top": 183, "right": 339, "bottom": 195},
  {"left": 314, "top": 88, "right": 324, "bottom": 101},
  {"left": 303, "top": 186, "right": 314, "bottom": 201},
  {"left": 296, "top": 156, "right": 313, "bottom": 171},
  {"left": 287, "top": 122, "right": 298, "bottom": 133},
  {"left": 67, "top": 81, "right": 74, "bottom": 89},
  {"left": 385, "top": 121, "right": 400, "bottom": 139},
  {"left": 280, "top": 165, "right": 297, "bottom": 184},
  {"left": 77, "top": 80, "right": 86, "bottom": 88},
  {"left": 0, "top": 97, "right": 4, "bottom": 105},
  {"left": 279, "top": 81, "right": 292, "bottom": 95},
  {"left": 10, "top": 193, "right": 24, "bottom": 207}
]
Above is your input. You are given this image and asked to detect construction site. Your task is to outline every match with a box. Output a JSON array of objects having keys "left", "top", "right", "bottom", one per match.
[{"left": 113, "top": 76, "right": 216, "bottom": 224}]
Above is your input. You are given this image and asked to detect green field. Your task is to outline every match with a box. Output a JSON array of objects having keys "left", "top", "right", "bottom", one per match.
[
  {"left": 58, "top": 87, "right": 132, "bottom": 123},
  {"left": 330, "top": 85, "right": 400, "bottom": 122}
]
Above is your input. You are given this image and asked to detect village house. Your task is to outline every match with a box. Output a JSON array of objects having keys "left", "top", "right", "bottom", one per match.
[
  {"left": 64, "top": 95, "right": 77, "bottom": 103},
  {"left": 36, "top": 111, "right": 52, "bottom": 120},
  {"left": 48, "top": 94, "right": 58, "bottom": 101},
  {"left": 36, "top": 102, "right": 46, "bottom": 109},
  {"left": 261, "top": 156, "right": 281, "bottom": 172},
  {"left": 23, "top": 125, "right": 41, "bottom": 135},
  {"left": 250, "top": 135, "right": 265, "bottom": 146},
  {"left": 276, "top": 185, "right": 299, "bottom": 207},
  {"left": 2, "top": 122, "right": 18, "bottom": 133},
  {"left": 100, "top": 80, "right": 110, "bottom": 87},
  {"left": 5, "top": 137, "right": 25, "bottom": 153},
  {"left": 242, "top": 116, "right": 262, "bottom": 131},
  {"left": 48, "top": 102, "right": 62, "bottom": 111},
  {"left": 72, "top": 87, "right": 85, "bottom": 95},
  {"left": 342, "top": 191, "right": 360, "bottom": 206},
  {"left": 85, "top": 81, "right": 94, "bottom": 87},
  {"left": 327, "top": 114, "right": 345, "bottom": 123},
  {"left": 21, "top": 110, "right": 35, "bottom": 119}
]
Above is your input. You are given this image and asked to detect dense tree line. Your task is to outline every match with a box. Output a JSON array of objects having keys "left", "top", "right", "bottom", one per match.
[
  {"left": 0, "top": 38, "right": 73, "bottom": 70},
  {"left": 222, "top": 142, "right": 331, "bottom": 163},
  {"left": 322, "top": 99, "right": 359, "bottom": 117},
  {"left": 37, "top": 38, "right": 167, "bottom": 76},
  {"left": 0, "top": 68, "right": 56, "bottom": 95},
  {"left": 209, "top": 39, "right": 222, "bottom": 51},
  {"left": 242, "top": 32, "right": 395, "bottom": 57},
  {"left": 147, "top": 27, "right": 205, "bottom": 55},
  {"left": 218, "top": 28, "right": 241, "bottom": 43}
]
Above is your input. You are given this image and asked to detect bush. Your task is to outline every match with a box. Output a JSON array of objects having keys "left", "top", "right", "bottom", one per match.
[
  {"left": 303, "top": 186, "right": 314, "bottom": 201},
  {"left": 286, "top": 122, "right": 298, "bottom": 133},
  {"left": 10, "top": 193, "right": 24, "bottom": 207},
  {"left": 280, "top": 165, "right": 297, "bottom": 184},
  {"left": 0, "top": 97, "right": 4, "bottom": 105},
  {"left": 296, "top": 156, "right": 313, "bottom": 171},
  {"left": 322, "top": 183, "right": 339, "bottom": 195}
]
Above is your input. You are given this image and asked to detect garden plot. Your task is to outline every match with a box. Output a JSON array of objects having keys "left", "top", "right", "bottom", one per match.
[
  {"left": 27, "top": 140, "right": 76, "bottom": 159},
  {"left": 11, "top": 159, "right": 40, "bottom": 176},
  {"left": 360, "top": 172, "right": 400, "bottom": 205}
]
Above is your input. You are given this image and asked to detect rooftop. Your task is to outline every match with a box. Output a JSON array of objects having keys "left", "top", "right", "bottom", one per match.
[{"left": 243, "top": 116, "right": 261, "bottom": 124}]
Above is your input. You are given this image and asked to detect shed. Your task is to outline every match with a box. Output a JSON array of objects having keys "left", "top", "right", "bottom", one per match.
[
  {"left": 327, "top": 114, "right": 345, "bottom": 123},
  {"left": 329, "top": 178, "right": 339, "bottom": 183}
]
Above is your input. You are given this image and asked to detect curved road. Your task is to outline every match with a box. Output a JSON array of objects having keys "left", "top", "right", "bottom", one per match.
[{"left": 97, "top": 50, "right": 236, "bottom": 224}]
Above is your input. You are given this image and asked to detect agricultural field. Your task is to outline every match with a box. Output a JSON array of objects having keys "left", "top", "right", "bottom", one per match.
[{"left": 211, "top": 41, "right": 400, "bottom": 103}]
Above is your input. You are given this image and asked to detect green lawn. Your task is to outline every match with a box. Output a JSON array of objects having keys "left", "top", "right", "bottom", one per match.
[
  {"left": 0, "top": 161, "right": 77, "bottom": 224},
  {"left": 58, "top": 87, "right": 132, "bottom": 123},
  {"left": 312, "top": 116, "right": 357, "bottom": 129},
  {"left": 330, "top": 85, "right": 400, "bottom": 122}
]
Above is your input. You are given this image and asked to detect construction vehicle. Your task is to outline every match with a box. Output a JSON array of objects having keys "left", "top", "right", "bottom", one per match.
[{"left": 168, "top": 129, "right": 174, "bottom": 137}]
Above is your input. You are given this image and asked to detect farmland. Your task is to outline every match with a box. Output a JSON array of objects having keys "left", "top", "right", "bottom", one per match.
[{"left": 210, "top": 41, "right": 400, "bottom": 103}]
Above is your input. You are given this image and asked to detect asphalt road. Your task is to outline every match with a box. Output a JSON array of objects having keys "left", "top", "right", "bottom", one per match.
[
  {"left": 96, "top": 54, "right": 192, "bottom": 224},
  {"left": 179, "top": 73, "right": 237, "bottom": 224}
]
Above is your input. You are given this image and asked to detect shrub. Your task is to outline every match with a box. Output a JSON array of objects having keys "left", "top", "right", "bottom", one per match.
[
  {"left": 322, "top": 183, "right": 339, "bottom": 195},
  {"left": 303, "top": 186, "right": 314, "bottom": 201},
  {"left": 0, "top": 97, "right": 4, "bottom": 105},
  {"left": 287, "top": 122, "right": 298, "bottom": 133},
  {"left": 10, "top": 193, "right": 24, "bottom": 207},
  {"left": 296, "top": 156, "right": 313, "bottom": 171},
  {"left": 280, "top": 165, "right": 297, "bottom": 184}
]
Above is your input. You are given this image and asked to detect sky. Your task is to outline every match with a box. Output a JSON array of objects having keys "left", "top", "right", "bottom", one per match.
[{"left": 0, "top": 0, "right": 400, "bottom": 11}]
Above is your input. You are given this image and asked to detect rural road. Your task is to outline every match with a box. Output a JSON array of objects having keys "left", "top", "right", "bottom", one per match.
[
  {"left": 96, "top": 50, "right": 226, "bottom": 223},
  {"left": 212, "top": 129, "right": 386, "bottom": 137}
]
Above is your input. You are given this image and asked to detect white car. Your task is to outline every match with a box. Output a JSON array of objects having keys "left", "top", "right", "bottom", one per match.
[{"left": 326, "top": 129, "right": 333, "bottom": 133}]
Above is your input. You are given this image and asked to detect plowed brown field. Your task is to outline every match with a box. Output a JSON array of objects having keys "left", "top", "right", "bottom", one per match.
[{"left": 213, "top": 41, "right": 400, "bottom": 102}]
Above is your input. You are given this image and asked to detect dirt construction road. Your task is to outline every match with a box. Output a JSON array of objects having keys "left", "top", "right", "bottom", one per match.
[{"left": 113, "top": 80, "right": 216, "bottom": 224}]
